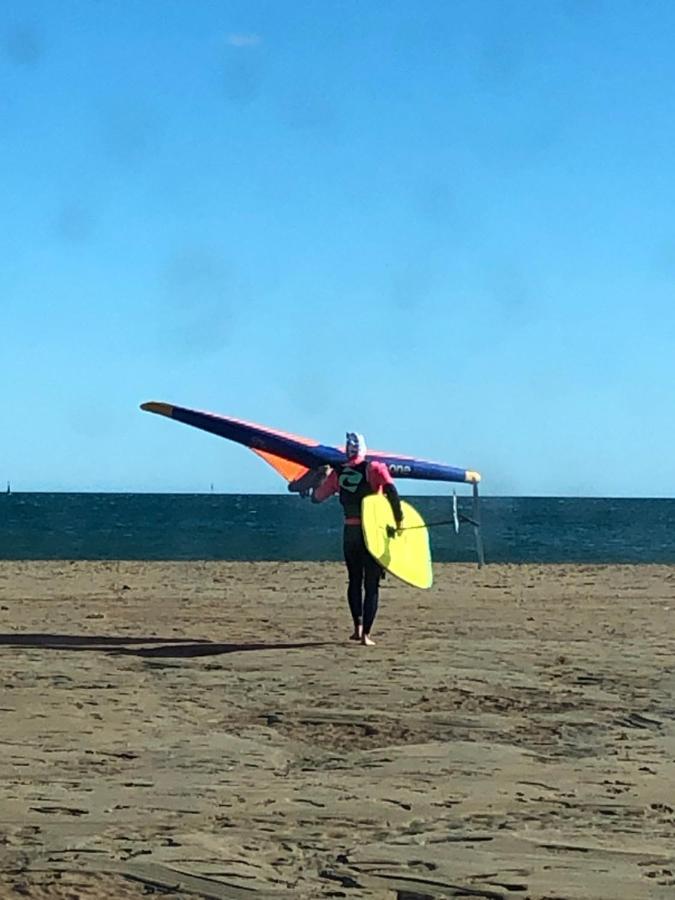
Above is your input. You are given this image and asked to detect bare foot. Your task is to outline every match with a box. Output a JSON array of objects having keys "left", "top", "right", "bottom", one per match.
[
  {"left": 361, "top": 634, "right": 375, "bottom": 646},
  {"left": 349, "top": 626, "right": 362, "bottom": 641}
]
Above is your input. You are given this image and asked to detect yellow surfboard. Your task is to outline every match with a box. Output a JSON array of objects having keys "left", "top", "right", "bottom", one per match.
[{"left": 361, "top": 494, "right": 433, "bottom": 589}]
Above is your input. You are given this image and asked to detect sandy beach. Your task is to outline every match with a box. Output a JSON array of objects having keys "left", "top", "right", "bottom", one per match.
[{"left": 1, "top": 561, "right": 674, "bottom": 899}]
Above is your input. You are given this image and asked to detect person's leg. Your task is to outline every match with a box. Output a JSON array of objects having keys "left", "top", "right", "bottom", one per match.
[
  {"left": 343, "top": 525, "right": 364, "bottom": 638},
  {"left": 362, "top": 539, "right": 382, "bottom": 645}
]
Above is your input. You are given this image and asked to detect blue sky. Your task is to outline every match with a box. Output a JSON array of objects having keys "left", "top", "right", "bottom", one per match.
[{"left": 2, "top": 0, "right": 675, "bottom": 495}]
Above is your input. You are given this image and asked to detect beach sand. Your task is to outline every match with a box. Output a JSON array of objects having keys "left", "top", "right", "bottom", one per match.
[{"left": 1, "top": 561, "right": 674, "bottom": 899}]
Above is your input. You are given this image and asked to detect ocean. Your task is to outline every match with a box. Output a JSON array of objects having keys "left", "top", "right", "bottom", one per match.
[{"left": 0, "top": 493, "right": 673, "bottom": 563}]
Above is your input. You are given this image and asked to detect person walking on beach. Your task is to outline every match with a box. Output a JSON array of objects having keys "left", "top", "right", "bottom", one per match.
[{"left": 289, "top": 432, "right": 403, "bottom": 646}]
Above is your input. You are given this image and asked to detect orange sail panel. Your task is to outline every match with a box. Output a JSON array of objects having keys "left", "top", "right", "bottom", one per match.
[{"left": 251, "top": 449, "right": 309, "bottom": 483}]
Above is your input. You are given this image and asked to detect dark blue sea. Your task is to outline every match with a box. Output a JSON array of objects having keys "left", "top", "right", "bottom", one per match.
[{"left": 1, "top": 493, "right": 674, "bottom": 563}]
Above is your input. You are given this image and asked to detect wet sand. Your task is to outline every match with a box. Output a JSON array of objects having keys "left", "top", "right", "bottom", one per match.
[{"left": 1, "top": 561, "right": 674, "bottom": 899}]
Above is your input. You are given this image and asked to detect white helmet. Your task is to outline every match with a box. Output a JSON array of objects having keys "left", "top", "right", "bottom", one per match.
[{"left": 345, "top": 431, "right": 367, "bottom": 460}]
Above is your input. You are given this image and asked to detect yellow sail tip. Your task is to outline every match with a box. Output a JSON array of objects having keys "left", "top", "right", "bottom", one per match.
[{"left": 140, "top": 401, "right": 175, "bottom": 418}]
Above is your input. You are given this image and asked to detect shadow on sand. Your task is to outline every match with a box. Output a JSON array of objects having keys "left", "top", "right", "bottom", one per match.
[{"left": 0, "top": 633, "right": 332, "bottom": 658}]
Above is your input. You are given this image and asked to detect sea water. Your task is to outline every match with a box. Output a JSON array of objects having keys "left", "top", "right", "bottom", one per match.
[{"left": 1, "top": 493, "right": 674, "bottom": 563}]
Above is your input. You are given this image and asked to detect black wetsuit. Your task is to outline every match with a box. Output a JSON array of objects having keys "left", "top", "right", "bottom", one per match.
[{"left": 335, "top": 461, "right": 401, "bottom": 635}]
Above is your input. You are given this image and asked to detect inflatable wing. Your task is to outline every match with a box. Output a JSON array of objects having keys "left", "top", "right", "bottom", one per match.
[{"left": 140, "top": 401, "right": 480, "bottom": 485}]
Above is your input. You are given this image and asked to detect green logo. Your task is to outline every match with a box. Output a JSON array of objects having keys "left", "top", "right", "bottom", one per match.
[{"left": 339, "top": 467, "right": 363, "bottom": 493}]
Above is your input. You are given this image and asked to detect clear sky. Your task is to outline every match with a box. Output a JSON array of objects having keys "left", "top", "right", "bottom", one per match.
[{"left": 2, "top": 0, "right": 675, "bottom": 496}]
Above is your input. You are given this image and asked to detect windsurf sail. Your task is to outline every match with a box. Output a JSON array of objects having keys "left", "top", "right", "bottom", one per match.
[{"left": 140, "top": 401, "right": 480, "bottom": 485}]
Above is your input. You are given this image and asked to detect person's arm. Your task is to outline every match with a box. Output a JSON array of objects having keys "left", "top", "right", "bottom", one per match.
[
  {"left": 288, "top": 466, "right": 329, "bottom": 498},
  {"left": 311, "top": 467, "right": 338, "bottom": 503},
  {"left": 368, "top": 462, "right": 403, "bottom": 526},
  {"left": 383, "top": 481, "right": 403, "bottom": 527}
]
